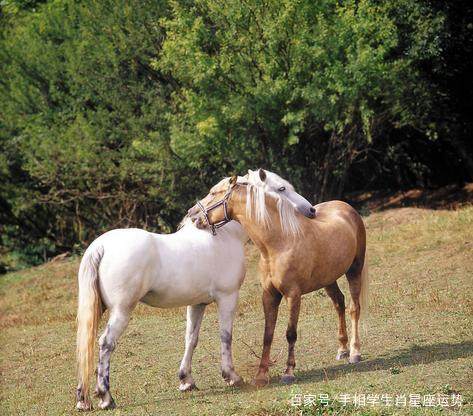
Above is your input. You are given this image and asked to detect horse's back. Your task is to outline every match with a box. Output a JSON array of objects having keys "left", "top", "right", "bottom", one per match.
[
  {"left": 311, "top": 200, "right": 366, "bottom": 262},
  {"left": 96, "top": 228, "right": 158, "bottom": 269},
  {"left": 313, "top": 200, "right": 364, "bottom": 232},
  {"left": 314, "top": 200, "right": 359, "bottom": 219}
]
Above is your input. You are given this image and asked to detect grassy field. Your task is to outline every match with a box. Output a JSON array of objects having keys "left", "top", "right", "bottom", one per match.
[{"left": 1, "top": 205, "right": 472, "bottom": 415}]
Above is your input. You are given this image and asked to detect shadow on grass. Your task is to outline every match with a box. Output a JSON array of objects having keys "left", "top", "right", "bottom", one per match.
[
  {"left": 282, "top": 340, "right": 473, "bottom": 385},
  {"left": 122, "top": 340, "right": 473, "bottom": 411}
]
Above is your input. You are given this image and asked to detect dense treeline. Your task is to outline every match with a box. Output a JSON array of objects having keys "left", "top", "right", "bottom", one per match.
[{"left": 0, "top": 0, "right": 472, "bottom": 270}]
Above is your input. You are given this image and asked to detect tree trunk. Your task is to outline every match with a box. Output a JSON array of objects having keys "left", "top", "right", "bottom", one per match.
[
  {"left": 318, "top": 132, "right": 336, "bottom": 203},
  {"left": 446, "top": 127, "right": 473, "bottom": 180}
]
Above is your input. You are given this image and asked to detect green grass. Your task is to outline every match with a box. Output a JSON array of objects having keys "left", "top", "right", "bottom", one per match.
[{"left": 1, "top": 206, "right": 472, "bottom": 415}]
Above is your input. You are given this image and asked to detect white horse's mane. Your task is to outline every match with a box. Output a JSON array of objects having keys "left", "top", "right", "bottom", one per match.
[{"left": 242, "top": 170, "right": 301, "bottom": 236}]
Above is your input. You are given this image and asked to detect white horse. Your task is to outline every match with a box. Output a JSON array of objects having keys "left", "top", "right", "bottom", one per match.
[{"left": 76, "top": 214, "right": 247, "bottom": 411}]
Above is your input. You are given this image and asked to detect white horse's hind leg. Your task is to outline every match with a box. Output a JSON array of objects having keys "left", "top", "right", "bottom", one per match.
[
  {"left": 178, "top": 303, "right": 206, "bottom": 392},
  {"left": 217, "top": 292, "right": 243, "bottom": 386},
  {"left": 95, "top": 308, "right": 130, "bottom": 410}
]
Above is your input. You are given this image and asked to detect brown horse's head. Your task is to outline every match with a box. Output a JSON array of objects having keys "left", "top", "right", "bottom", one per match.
[{"left": 187, "top": 176, "right": 239, "bottom": 232}]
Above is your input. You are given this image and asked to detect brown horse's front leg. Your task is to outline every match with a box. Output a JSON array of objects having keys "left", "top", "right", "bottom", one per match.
[
  {"left": 281, "top": 294, "right": 301, "bottom": 384},
  {"left": 253, "top": 288, "right": 282, "bottom": 387}
]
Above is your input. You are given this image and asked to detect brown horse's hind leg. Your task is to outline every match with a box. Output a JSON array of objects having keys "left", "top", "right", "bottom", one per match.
[
  {"left": 281, "top": 293, "right": 301, "bottom": 384},
  {"left": 253, "top": 288, "right": 282, "bottom": 387},
  {"left": 346, "top": 269, "right": 363, "bottom": 363},
  {"left": 325, "top": 282, "right": 349, "bottom": 360}
]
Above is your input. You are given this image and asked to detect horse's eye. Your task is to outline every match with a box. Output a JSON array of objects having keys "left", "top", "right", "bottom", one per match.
[{"left": 278, "top": 186, "right": 286, "bottom": 192}]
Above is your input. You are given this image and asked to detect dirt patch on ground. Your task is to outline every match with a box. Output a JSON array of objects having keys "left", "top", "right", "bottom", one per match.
[{"left": 347, "top": 182, "right": 473, "bottom": 212}]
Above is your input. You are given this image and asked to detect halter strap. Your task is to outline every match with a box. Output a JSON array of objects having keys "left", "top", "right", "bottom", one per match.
[{"left": 196, "top": 185, "right": 233, "bottom": 235}]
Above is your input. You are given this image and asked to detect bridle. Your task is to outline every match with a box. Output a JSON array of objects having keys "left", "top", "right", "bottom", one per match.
[{"left": 196, "top": 182, "right": 241, "bottom": 235}]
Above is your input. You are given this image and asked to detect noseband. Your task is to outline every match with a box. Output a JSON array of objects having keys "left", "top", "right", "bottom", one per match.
[{"left": 196, "top": 185, "right": 234, "bottom": 235}]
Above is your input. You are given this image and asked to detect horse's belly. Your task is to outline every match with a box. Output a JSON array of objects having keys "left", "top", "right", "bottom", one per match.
[{"left": 140, "top": 288, "right": 213, "bottom": 308}]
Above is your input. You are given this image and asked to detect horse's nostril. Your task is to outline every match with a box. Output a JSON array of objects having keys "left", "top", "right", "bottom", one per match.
[{"left": 310, "top": 207, "right": 315, "bottom": 214}]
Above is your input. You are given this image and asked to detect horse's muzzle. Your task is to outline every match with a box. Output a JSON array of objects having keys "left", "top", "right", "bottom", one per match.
[{"left": 297, "top": 205, "right": 316, "bottom": 219}]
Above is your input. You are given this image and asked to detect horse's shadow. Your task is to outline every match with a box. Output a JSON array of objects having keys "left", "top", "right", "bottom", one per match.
[
  {"left": 123, "top": 340, "right": 473, "bottom": 410},
  {"left": 267, "top": 340, "right": 473, "bottom": 386}
]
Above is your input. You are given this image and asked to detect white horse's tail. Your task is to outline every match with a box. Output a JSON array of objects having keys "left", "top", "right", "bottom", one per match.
[
  {"left": 359, "top": 253, "right": 369, "bottom": 321},
  {"left": 76, "top": 244, "right": 104, "bottom": 402}
]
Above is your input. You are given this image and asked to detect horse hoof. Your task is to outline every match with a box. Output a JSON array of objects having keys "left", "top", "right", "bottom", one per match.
[
  {"left": 227, "top": 375, "right": 243, "bottom": 387},
  {"left": 99, "top": 391, "right": 117, "bottom": 410},
  {"left": 98, "top": 395, "right": 116, "bottom": 410},
  {"left": 252, "top": 377, "right": 269, "bottom": 387},
  {"left": 179, "top": 382, "right": 197, "bottom": 392},
  {"left": 349, "top": 354, "right": 362, "bottom": 364},
  {"left": 76, "top": 400, "right": 93, "bottom": 411},
  {"left": 336, "top": 350, "right": 350, "bottom": 360},
  {"left": 280, "top": 374, "right": 296, "bottom": 385}
]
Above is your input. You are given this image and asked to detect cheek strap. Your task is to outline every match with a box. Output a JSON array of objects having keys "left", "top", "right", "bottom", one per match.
[{"left": 196, "top": 186, "right": 232, "bottom": 235}]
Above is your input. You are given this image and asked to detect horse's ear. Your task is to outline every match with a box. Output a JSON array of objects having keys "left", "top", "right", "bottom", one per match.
[
  {"left": 229, "top": 175, "right": 238, "bottom": 187},
  {"left": 258, "top": 168, "right": 266, "bottom": 182}
]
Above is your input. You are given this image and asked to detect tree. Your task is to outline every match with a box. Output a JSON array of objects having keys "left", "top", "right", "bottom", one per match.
[
  {"left": 0, "top": 0, "right": 199, "bottom": 268},
  {"left": 2, "top": 0, "right": 469, "bottom": 270},
  {"left": 160, "top": 0, "right": 444, "bottom": 200}
]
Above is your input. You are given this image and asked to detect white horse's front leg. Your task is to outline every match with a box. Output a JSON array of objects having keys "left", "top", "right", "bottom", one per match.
[
  {"left": 217, "top": 292, "right": 243, "bottom": 386},
  {"left": 178, "top": 303, "right": 206, "bottom": 392}
]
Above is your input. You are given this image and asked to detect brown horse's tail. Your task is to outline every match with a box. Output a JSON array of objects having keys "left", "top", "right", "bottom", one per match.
[
  {"left": 76, "top": 244, "right": 104, "bottom": 404},
  {"left": 359, "top": 253, "right": 369, "bottom": 321}
]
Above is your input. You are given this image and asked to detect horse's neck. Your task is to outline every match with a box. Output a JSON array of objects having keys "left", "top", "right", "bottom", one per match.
[{"left": 231, "top": 195, "right": 291, "bottom": 256}]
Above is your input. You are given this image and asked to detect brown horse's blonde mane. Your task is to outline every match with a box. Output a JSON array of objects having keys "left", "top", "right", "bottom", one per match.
[{"left": 242, "top": 173, "right": 301, "bottom": 236}]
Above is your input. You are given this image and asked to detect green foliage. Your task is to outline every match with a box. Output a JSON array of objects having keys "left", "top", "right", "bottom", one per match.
[
  {"left": 160, "top": 0, "right": 445, "bottom": 199},
  {"left": 0, "top": 0, "right": 201, "bottom": 269},
  {"left": 0, "top": 0, "right": 470, "bottom": 269}
]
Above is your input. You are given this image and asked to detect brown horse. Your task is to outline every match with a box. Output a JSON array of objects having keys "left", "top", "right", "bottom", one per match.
[{"left": 188, "top": 169, "right": 368, "bottom": 386}]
